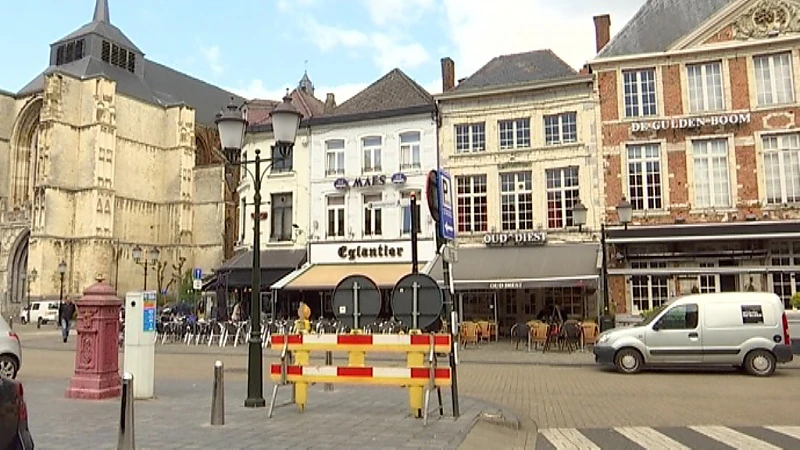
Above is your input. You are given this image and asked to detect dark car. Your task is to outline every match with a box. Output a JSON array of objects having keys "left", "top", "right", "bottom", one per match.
[{"left": 0, "top": 377, "right": 33, "bottom": 449}]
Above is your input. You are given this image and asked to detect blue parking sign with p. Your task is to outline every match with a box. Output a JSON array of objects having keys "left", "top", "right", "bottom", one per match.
[{"left": 437, "top": 169, "right": 455, "bottom": 241}]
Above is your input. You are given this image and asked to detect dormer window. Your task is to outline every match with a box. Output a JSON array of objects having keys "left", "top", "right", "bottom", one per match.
[
  {"left": 101, "top": 40, "right": 136, "bottom": 73},
  {"left": 55, "top": 39, "right": 86, "bottom": 66}
]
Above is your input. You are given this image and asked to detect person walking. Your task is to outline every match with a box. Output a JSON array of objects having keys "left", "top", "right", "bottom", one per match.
[{"left": 58, "top": 297, "right": 77, "bottom": 343}]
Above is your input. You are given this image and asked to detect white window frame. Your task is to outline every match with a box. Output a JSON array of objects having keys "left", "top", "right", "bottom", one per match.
[
  {"left": 499, "top": 171, "right": 533, "bottom": 231},
  {"left": 543, "top": 112, "right": 577, "bottom": 145},
  {"left": 697, "top": 261, "right": 719, "bottom": 293},
  {"left": 456, "top": 175, "right": 488, "bottom": 233},
  {"left": 692, "top": 139, "right": 731, "bottom": 209},
  {"left": 545, "top": 167, "right": 580, "bottom": 229},
  {"left": 326, "top": 196, "right": 346, "bottom": 238},
  {"left": 622, "top": 68, "right": 657, "bottom": 118},
  {"left": 361, "top": 136, "right": 382, "bottom": 174},
  {"left": 363, "top": 193, "right": 382, "bottom": 237},
  {"left": 399, "top": 131, "right": 421, "bottom": 170},
  {"left": 626, "top": 143, "right": 664, "bottom": 211},
  {"left": 400, "top": 190, "right": 421, "bottom": 236},
  {"left": 763, "top": 133, "right": 800, "bottom": 205},
  {"left": 498, "top": 118, "right": 531, "bottom": 149},
  {"left": 629, "top": 261, "right": 669, "bottom": 313},
  {"left": 770, "top": 241, "right": 800, "bottom": 309},
  {"left": 686, "top": 61, "right": 724, "bottom": 112},
  {"left": 455, "top": 123, "right": 486, "bottom": 153},
  {"left": 754, "top": 52, "right": 794, "bottom": 106},
  {"left": 325, "top": 139, "right": 345, "bottom": 176}
]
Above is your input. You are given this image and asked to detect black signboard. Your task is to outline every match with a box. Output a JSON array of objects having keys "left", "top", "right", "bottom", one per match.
[{"left": 741, "top": 305, "right": 764, "bottom": 324}]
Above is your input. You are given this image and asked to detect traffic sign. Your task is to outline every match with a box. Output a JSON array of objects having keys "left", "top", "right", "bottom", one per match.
[
  {"left": 437, "top": 169, "right": 455, "bottom": 241},
  {"left": 193, "top": 268, "right": 202, "bottom": 280},
  {"left": 391, "top": 273, "right": 443, "bottom": 331},
  {"left": 332, "top": 275, "right": 382, "bottom": 330},
  {"left": 193, "top": 279, "right": 202, "bottom": 290}
]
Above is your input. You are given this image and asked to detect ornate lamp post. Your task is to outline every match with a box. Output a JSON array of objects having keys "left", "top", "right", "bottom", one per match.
[
  {"left": 25, "top": 268, "right": 38, "bottom": 324},
  {"left": 132, "top": 245, "right": 160, "bottom": 291},
  {"left": 571, "top": 200, "right": 588, "bottom": 232},
  {"left": 58, "top": 260, "right": 67, "bottom": 312},
  {"left": 216, "top": 94, "right": 301, "bottom": 408},
  {"left": 597, "top": 197, "right": 635, "bottom": 323}
]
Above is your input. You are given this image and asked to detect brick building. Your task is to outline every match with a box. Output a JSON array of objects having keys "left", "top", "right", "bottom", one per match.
[{"left": 591, "top": 0, "right": 800, "bottom": 314}]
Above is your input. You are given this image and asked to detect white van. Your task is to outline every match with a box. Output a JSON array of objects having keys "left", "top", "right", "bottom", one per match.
[
  {"left": 19, "top": 300, "right": 60, "bottom": 326},
  {"left": 593, "top": 292, "right": 793, "bottom": 376}
]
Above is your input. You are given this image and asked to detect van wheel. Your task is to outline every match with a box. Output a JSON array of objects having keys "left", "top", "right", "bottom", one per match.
[
  {"left": 614, "top": 348, "right": 643, "bottom": 374},
  {"left": 744, "top": 349, "right": 776, "bottom": 377}
]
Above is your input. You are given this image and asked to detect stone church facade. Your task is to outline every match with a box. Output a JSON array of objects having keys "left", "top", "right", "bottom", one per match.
[{"left": 0, "top": 0, "right": 241, "bottom": 316}]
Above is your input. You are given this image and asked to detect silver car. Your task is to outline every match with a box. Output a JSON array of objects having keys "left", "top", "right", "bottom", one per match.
[{"left": 0, "top": 316, "right": 22, "bottom": 379}]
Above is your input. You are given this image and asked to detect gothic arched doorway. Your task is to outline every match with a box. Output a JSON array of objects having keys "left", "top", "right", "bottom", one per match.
[
  {"left": 6, "top": 230, "right": 30, "bottom": 310},
  {"left": 9, "top": 97, "right": 42, "bottom": 209}
]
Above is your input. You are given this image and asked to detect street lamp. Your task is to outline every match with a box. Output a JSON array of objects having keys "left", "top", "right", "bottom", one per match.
[
  {"left": 58, "top": 260, "right": 67, "bottom": 312},
  {"left": 571, "top": 200, "right": 588, "bottom": 232},
  {"left": 132, "top": 245, "right": 160, "bottom": 291},
  {"left": 216, "top": 93, "right": 301, "bottom": 408},
  {"left": 616, "top": 197, "right": 633, "bottom": 230},
  {"left": 25, "top": 268, "right": 38, "bottom": 324}
]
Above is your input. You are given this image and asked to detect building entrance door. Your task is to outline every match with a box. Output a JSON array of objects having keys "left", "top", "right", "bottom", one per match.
[{"left": 719, "top": 260, "right": 738, "bottom": 292}]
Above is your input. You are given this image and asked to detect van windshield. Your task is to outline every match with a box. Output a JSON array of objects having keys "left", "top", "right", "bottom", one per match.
[{"left": 640, "top": 303, "right": 669, "bottom": 326}]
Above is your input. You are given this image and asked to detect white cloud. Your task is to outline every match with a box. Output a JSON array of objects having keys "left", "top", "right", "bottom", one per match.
[
  {"left": 441, "top": 0, "right": 642, "bottom": 75},
  {"left": 303, "top": 18, "right": 430, "bottom": 72},
  {"left": 363, "top": 0, "right": 434, "bottom": 26},
  {"left": 200, "top": 45, "right": 224, "bottom": 76}
]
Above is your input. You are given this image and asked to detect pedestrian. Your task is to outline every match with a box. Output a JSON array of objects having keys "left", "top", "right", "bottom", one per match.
[{"left": 58, "top": 297, "right": 77, "bottom": 343}]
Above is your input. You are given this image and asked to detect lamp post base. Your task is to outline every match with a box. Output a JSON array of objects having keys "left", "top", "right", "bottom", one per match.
[{"left": 244, "top": 397, "right": 267, "bottom": 408}]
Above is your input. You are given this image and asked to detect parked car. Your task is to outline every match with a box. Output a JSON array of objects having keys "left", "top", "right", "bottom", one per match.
[
  {"left": 18, "top": 301, "right": 59, "bottom": 326},
  {"left": 593, "top": 292, "right": 793, "bottom": 376},
  {"left": 0, "top": 377, "right": 34, "bottom": 450},
  {"left": 0, "top": 317, "right": 21, "bottom": 379}
]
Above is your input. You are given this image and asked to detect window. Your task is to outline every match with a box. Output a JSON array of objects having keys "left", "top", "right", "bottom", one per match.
[
  {"left": 100, "top": 40, "right": 136, "bottom": 73},
  {"left": 455, "top": 123, "right": 486, "bottom": 153},
  {"left": 763, "top": 133, "right": 800, "bottom": 205},
  {"left": 543, "top": 112, "right": 578, "bottom": 145},
  {"left": 545, "top": 167, "right": 579, "bottom": 229},
  {"left": 543, "top": 287, "right": 583, "bottom": 317},
  {"left": 271, "top": 145, "right": 293, "bottom": 173},
  {"left": 623, "top": 69, "right": 657, "bottom": 117},
  {"left": 270, "top": 193, "right": 293, "bottom": 241},
  {"left": 325, "top": 139, "right": 345, "bottom": 175},
  {"left": 656, "top": 304, "right": 699, "bottom": 330},
  {"left": 627, "top": 144, "right": 663, "bottom": 211},
  {"left": 687, "top": 61, "right": 724, "bottom": 112},
  {"left": 326, "top": 196, "right": 345, "bottom": 237},
  {"left": 363, "top": 194, "right": 383, "bottom": 237},
  {"left": 770, "top": 241, "right": 800, "bottom": 309},
  {"left": 498, "top": 119, "right": 531, "bottom": 149},
  {"left": 55, "top": 39, "right": 85, "bottom": 66},
  {"left": 456, "top": 175, "right": 488, "bottom": 232},
  {"left": 500, "top": 172, "right": 533, "bottom": 231},
  {"left": 362, "top": 136, "right": 382, "bottom": 173},
  {"left": 692, "top": 139, "right": 731, "bottom": 209},
  {"left": 697, "top": 262, "right": 718, "bottom": 293},
  {"left": 630, "top": 261, "right": 669, "bottom": 313},
  {"left": 400, "top": 132, "right": 421, "bottom": 170},
  {"left": 401, "top": 190, "right": 421, "bottom": 235},
  {"left": 754, "top": 52, "right": 794, "bottom": 106}
]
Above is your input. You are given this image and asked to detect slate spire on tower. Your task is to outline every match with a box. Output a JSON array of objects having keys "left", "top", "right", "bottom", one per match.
[{"left": 93, "top": 0, "right": 110, "bottom": 23}]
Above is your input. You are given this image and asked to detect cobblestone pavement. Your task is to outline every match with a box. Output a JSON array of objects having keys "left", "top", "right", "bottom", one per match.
[
  {"left": 14, "top": 325, "right": 800, "bottom": 449},
  {"left": 23, "top": 376, "right": 484, "bottom": 450}
]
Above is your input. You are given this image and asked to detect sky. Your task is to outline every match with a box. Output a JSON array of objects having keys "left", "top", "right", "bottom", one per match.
[{"left": 0, "top": 0, "right": 644, "bottom": 104}]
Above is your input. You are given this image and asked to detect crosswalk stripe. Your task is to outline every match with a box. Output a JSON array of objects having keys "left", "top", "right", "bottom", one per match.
[
  {"left": 765, "top": 426, "right": 800, "bottom": 440},
  {"left": 614, "top": 426, "right": 690, "bottom": 450},
  {"left": 689, "top": 426, "right": 781, "bottom": 449},
  {"left": 540, "top": 428, "right": 600, "bottom": 449}
]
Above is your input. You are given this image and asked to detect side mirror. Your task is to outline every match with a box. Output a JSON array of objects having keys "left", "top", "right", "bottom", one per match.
[{"left": 652, "top": 322, "right": 660, "bottom": 331}]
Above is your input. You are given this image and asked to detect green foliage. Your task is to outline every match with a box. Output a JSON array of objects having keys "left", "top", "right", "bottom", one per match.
[
  {"left": 640, "top": 308, "right": 659, "bottom": 320},
  {"left": 791, "top": 292, "right": 800, "bottom": 309},
  {"left": 177, "top": 269, "right": 197, "bottom": 304}
]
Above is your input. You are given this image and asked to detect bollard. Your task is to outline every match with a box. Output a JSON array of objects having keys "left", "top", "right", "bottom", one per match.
[
  {"left": 407, "top": 331, "right": 425, "bottom": 418},
  {"left": 117, "top": 373, "right": 135, "bottom": 450},
  {"left": 324, "top": 351, "right": 334, "bottom": 392},
  {"left": 210, "top": 360, "right": 225, "bottom": 425}
]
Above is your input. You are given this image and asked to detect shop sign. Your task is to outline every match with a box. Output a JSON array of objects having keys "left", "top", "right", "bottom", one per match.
[
  {"left": 334, "top": 174, "right": 403, "bottom": 190},
  {"left": 338, "top": 244, "right": 404, "bottom": 261},
  {"left": 489, "top": 282, "right": 523, "bottom": 289},
  {"left": 483, "top": 231, "right": 547, "bottom": 246},
  {"left": 631, "top": 112, "right": 751, "bottom": 133},
  {"left": 310, "top": 240, "right": 437, "bottom": 264}
]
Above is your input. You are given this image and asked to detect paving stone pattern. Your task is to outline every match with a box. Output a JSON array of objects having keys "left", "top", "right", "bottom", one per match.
[{"left": 24, "top": 377, "right": 483, "bottom": 449}]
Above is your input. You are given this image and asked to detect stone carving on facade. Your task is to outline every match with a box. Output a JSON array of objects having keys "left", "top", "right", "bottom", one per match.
[{"left": 733, "top": 0, "right": 800, "bottom": 39}]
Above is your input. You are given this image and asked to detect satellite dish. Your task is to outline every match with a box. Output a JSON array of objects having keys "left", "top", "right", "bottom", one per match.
[
  {"left": 332, "top": 275, "right": 382, "bottom": 329},
  {"left": 391, "top": 273, "right": 443, "bottom": 331}
]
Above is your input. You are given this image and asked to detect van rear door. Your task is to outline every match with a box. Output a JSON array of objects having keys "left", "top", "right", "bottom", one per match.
[{"left": 702, "top": 300, "right": 777, "bottom": 364}]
